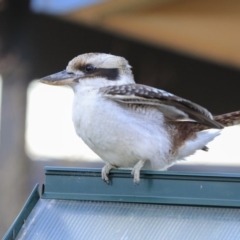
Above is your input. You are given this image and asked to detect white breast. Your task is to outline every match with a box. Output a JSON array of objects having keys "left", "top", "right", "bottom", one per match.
[{"left": 72, "top": 87, "right": 172, "bottom": 169}]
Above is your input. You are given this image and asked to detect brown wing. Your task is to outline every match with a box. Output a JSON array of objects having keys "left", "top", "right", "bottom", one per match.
[{"left": 100, "top": 84, "right": 223, "bottom": 129}]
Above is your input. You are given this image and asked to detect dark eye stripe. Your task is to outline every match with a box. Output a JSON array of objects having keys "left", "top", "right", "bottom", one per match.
[
  {"left": 93, "top": 68, "right": 119, "bottom": 81},
  {"left": 75, "top": 63, "right": 120, "bottom": 81},
  {"left": 81, "top": 68, "right": 119, "bottom": 81}
]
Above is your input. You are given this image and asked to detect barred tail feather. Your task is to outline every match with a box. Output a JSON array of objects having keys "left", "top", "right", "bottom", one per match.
[{"left": 214, "top": 110, "right": 240, "bottom": 127}]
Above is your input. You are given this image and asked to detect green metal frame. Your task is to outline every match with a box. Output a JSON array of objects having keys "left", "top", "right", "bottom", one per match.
[
  {"left": 4, "top": 167, "right": 240, "bottom": 239},
  {"left": 3, "top": 184, "right": 40, "bottom": 240},
  {"left": 42, "top": 167, "right": 240, "bottom": 207}
]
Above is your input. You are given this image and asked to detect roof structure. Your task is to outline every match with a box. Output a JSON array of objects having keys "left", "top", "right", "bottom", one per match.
[
  {"left": 63, "top": 0, "right": 240, "bottom": 68},
  {"left": 4, "top": 167, "right": 240, "bottom": 239}
]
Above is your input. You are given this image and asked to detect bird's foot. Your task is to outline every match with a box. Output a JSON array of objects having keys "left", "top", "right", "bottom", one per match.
[
  {"left": 131, "top": 159, "right": 146, "bottom": 184},
  {"left": 101, "top": 164, "right": 116, "bottom": 184}
]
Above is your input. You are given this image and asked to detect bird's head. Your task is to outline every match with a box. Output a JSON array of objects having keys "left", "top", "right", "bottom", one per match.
[{"left": 40, "top": 53, "right": 135, "bottom": 89}]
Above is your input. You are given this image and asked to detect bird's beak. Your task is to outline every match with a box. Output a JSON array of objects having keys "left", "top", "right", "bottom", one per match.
[{"left": 40, "top": 70, "right": 80, "bottom": 85}]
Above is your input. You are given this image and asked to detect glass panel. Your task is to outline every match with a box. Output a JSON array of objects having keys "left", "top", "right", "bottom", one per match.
[{"left": 17, "top": 199, "right": 240, "bottom": 240}]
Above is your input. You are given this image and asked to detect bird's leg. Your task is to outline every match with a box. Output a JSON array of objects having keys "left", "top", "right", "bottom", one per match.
[
  {"left": 131, "top": 159, "right": 146, "bottom": 183},
  {"left": 101, "top": 164, "right": 116, "bottom": 184}
]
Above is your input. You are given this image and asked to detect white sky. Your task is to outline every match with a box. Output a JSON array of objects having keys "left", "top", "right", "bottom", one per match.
[{"left": 25, "top": 81, "right": 100, "bottom": 161}]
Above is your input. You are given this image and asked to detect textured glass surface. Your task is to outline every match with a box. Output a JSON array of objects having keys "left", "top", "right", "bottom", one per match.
[{"left": 17, "top": 199, "right": 240, "bottom": 240}]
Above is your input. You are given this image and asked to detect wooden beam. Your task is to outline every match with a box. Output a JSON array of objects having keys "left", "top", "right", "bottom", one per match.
[
  {"left": 0, "top": 54, "right": 30, "bottom": 237},
  {"left": 64, "top": 0, "right": 240, "bottom": 68}
]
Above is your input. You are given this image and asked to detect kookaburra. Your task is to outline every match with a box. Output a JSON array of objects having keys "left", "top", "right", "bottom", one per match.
[{"left": 41, "top": 53, "right": 240, "bottom": 183}]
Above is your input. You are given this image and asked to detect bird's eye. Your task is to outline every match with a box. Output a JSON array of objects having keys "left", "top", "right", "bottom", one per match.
[{"left": 85, "top": 64, "right": 95, "bottom": 73}]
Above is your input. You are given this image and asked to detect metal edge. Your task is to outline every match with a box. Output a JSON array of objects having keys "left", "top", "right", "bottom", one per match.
[
  {"left": 44, "top": 166, "right": 240, "bottom": 180},
  {"left": 3, "top": 184, "right": 40, "bottom": 240},
  {"left": 41, "top": 193, "right": 240, "bottom": 208},
  {"left": 42, "top": 167, "right": 240, "bottom": 207}
]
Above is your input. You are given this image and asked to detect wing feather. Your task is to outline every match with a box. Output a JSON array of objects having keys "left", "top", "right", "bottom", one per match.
[{"left": 100, "top": 84, "right": 223, "bottom": 129}]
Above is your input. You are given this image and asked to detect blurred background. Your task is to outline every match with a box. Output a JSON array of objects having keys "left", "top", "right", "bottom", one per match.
[{"left": 0, "top": 0, "right": 240, "bottom": 237}]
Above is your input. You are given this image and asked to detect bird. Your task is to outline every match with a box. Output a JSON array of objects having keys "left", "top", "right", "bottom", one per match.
[{"left": 41, "top": 53, "right": 240, "bottom": 183}]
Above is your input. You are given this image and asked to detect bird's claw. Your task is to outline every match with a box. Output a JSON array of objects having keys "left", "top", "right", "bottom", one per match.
[
  {"left": 101, "top": 164, "right": 115, "bottom": 184},
  {"left": 131, "top": 159, "right": 146, "bottom": 184},
  {"left": 131, "top": 168, "right": 140, "bottom": 184}
]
